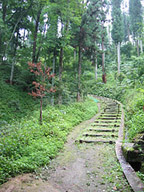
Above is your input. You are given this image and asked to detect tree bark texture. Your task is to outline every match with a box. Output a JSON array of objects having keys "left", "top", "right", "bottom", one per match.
[
  {"left": 128, "top": 24, "right": 130, "bottom": 42},
  {"left": 74, "top": 49, "right": 76, "bottom": 60},
  {"left": 136, "top": 40, "right": 140, "bottom": 57},
  {"left": 51, "top": 49, "right": 56, "bottom": 106},
  {"left": 77, "top": 44, "right": 82, "bottom": 102},
  {"left": 58, "top": 47, "right": 63, "bottom": 105},
  {"left": 140, "top": 40, "right": 143, "bottom": 54},
  {"left": 95, "top": 56, "right": 98, "bottom": 80},
  {"left": 32, "top": 9, "right": 42, "bottom": 63},
  {"left": 40, "top": 98, "right": 43, "bottom": 124},
  {"left": 102, "top": 33, "right": 106, "bottom": 83},
  {"left": 117, "top": 42, "right": 121, "bottom": 75},
  {"left": 10, "top": 32, "right": 18, "bottom": 85},
  {"left": 77, "top": 25, "right": 83, "bottom": 102},
  {"left": 10, "top": 58, "right": 16, "bottom": 85}
]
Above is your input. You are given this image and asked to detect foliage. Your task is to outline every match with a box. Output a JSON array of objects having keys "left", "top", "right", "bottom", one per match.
[
  {"left": 80, "top": 54, "right": 144, "bottom": 142},
  {"left": 28, "top": 62, "right": 55, "bottom": 123},
  {"left": 82, "top": 71, "right": 127, "bottom": 101},
  {"left": 0, "top": 97, "right": 98, "bottom": 184},
  {"left": 0, "top": 0, "right": 144, "bottom": 185},
  {"left": 123, "top": 89, "right": 144, "bottom": 140},
  {"left": 111, "top": 0, "right": 124, "bottom": 43},
  {"left": 0, "top": 65, "right": 37, "bottom": 125},
  {"left": 127, "top": 112, "right": 144, "bottom": 140},
  {"left": 82, "top": 0, "right": 107, "bottom": 53},
  {"left": 28, "top": 62, "right": 55, "bottom": 97},
  {"left": 121, "top": 42, "right": 134, "bottom": 58},
  {"left": 129, "top": 0, "right": 143, "bottom": 39},
  {"left": 123, "top": 13, "right": 130, "bottom": 42}
]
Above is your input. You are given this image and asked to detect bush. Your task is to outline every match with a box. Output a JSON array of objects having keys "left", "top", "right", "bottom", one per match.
[
  {"left": 123, "top": 89, "right": 144, "bottom": 140},
  {"left": 127, "top": 112, "right": 144, "bottom": 140}
]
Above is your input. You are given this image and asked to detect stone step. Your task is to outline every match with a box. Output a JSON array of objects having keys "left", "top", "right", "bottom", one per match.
[
  {"left": 107, "top": 105, "right": 118, "bottom": 107},
  {"left": 106, "top": 102, "right": 117, "bottom": 105},
  {"left": 98, "top": 117, "right": 121, "bottom": 120},
  {"left": 78, "top": 137, "right": 115, "bottom": 144},
  {"left": 83, "top": 132, "right": 118, "bottom": 137},
  {"left": 105, "top": 110, "right": 119, "bottom": 113},
  {"left": 105, "top": 106, "right": 120, "bottom": 109},
  {"left": 95, "top": 117, "right": 121, "bottom": 121},
  {"left": 88, "top": 128, "right": 118, "bottom": 132},
  {"left": 100, "top": 114, "right": 120, "bottom": 117},
  {"left": 101, "top": 112, "right": 121, "bottom": 115},
  {"left": 106, "top": 105, "right": 118, "bottom": 108},
  {"left": 91, "top": 123, "right": 120, "bottom": 127},
  {"left": 104, "top": 108, "right": 118, "bottom": 113},
  {"left": 104, "top": 108, "right": 118, "bottom": 111},
  {"left": 95, "top": 120, "right": 121, "bottom": 123}
]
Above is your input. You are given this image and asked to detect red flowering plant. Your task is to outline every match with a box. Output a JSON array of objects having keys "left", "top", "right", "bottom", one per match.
[{"left": 28, "top": 62, "right": 56, "bottom": 124}]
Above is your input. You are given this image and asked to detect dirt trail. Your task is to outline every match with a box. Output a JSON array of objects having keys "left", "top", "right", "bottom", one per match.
[{"left": 0, "top": 98, "right": 132, "bottom": 192}]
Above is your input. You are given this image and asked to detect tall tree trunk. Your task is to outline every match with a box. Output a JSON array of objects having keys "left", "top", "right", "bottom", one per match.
[
  {"left": 102, "top": 34, "right": 106, "bottom": 83},
  {"left": 117, "top": 42, "right": 121, "bottom": 75},
  {"left": 95, "top": 56, "right": 98, "bottom": 80},
  {"left": 10, "top": 32, "right": 18, "bottom": 85},
  {"left": 10, "top": 57, "right": 16, "bottom": 85},
  {"left": 40, "top": 98, "right": 43, "bottom": 124},
  {"left": 58, "top": 47, "right": 63, "bottom": 105},
  {"left": 136, "top": 40, "right": 140, "bottom": 57},
  {"left": 128, "top": 24, "right": 130, "bottom": 42},
  {"left": 1, "top": 0, "right": 7, "bottom": 62},
  {"left": 77, "top": 44, "right": 82, "bottom": 102},
  {"left": 32, "top": 9, "right": 42, "bottom": 63},
  {"left": 140, "top": 40, "right": 143, "bottom": 54},
  {"left": 23, "top": 29, "right": 26, "bottom": 46},
  {"left": 51, "top": 49, "right": 56, "bottom": 106},
  {"left": 74, "top": 49, "right": 76, "bottom": 60}
]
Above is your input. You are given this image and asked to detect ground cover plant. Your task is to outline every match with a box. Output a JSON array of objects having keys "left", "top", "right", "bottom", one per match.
[
  {"left": 0, "top": 78, "right": 37, "bottom": 125},
  {"left": 123, "top": 89, "right": 144, "bottom": 140},
  {"left": 0, "top": 97, "right": 98, "bottom": 184},
  {"left": 0, "top": 0, "right": 144, "bottom": 188}
]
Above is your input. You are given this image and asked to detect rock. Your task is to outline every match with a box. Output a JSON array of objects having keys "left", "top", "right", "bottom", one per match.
[
  {"left": 122, "top": 143, "right": 144, "bottom": 163},
  {"left": 133, "top": 133, "right": 144, "bottom": 150}
]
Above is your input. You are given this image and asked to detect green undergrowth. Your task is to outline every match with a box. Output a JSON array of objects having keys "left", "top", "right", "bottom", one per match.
[
  {"left": 0, "top": 82, "right": 37, "bottom": 124},
  {"left": 137, "top": 164, "right": 144, "bottom": 182},
  {"left": 0, "top": 98, "right": 98, "bottom": 184},
  {"left": 84, "top": 62, "right": 144, "bottom": 141},
  {"left": 123, "top": 89, "right": 144, "bottom": 141},
  {"left": 0, "top": 65, "right": 38, "bottom": 125}
]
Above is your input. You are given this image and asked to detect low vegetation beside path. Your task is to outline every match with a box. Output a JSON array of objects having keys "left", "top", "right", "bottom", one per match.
[{"left": 0, "top": 97, "right": 98, "bottom": 184}]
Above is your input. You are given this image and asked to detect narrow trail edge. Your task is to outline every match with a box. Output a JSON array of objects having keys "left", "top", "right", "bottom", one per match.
[{"left": 115, "top": 100, "right": 144, "bottom": 192}]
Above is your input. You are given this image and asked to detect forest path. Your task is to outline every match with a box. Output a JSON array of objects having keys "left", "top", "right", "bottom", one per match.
[{"left": 0, "top": 97, "right": 132, "bottom": 192}]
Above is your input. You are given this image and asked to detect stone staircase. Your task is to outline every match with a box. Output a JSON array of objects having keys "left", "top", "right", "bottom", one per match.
[{"left": 77, "top": 99, "right": 122, "bottom": 144}]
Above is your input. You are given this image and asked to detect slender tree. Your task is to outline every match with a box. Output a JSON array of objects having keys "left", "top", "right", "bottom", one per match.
[
  {"left": 123, "top": 13, "right": 130, "bottom": 42},
  {"left": 76, "top": 2, "right": 86, "bottom": 101},
  {"left": 32, "top": 7, "right": 43, "bottom": 63},
  {"left": 129, "top": 0, "right": 143, "bottom": 56},
  {"left": 111, "top": 0, "right": 124, "bottom": 75},
  {"left": 82, "top": 0, "right": 107, "bottom": 83},
  {"left": 28, "top": 62, "right": 55, "bottom": 124}
]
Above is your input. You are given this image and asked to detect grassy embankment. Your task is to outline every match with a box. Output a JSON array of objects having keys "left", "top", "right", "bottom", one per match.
[{"left": 0, "top": 65, "right": 98, "bottom": 184}]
